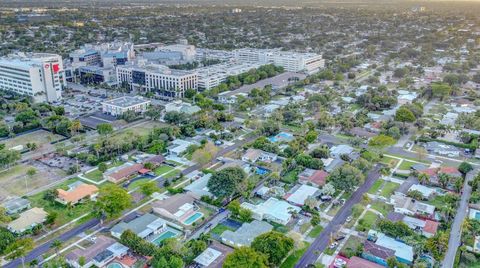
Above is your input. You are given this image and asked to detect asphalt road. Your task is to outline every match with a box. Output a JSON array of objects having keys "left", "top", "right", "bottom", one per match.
[
  {"left": 442, "top": 169, "right": 477, "bottom": 268},
  {"left": 295, "top": 166, "right": 381, "bottom": 268},
  {"left": 4, "top": 218, "right": 100, "bottom": 268}
]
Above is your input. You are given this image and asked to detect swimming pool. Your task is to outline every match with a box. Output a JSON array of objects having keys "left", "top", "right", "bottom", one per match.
[
  {"left": 152, "top": 230, "right": 178, "bottom": 245},
  {"left": 256, "top": 167, "right": 270, "bottom": 175},
  {"left": 268, "top": 132, "right": 294, "bottom": 143},
  {"left": 107, "top": 262, "right": 123, "bottom": 268},
  {"left": 476, "top": 212, "right": 480, "bottom": 220},
  {"left": 184, "top": 212, "right": 203, "bottom": 225}
]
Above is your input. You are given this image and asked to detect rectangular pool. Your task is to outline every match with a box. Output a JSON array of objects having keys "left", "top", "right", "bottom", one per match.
[
  {"left": 183, "top": 212, "right": 203, "bottom": 225},
  {"left": 152, "top": 230, "right": 178, "bottom": 245}
]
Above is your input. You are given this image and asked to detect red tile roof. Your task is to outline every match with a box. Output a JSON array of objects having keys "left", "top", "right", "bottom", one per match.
[
  {"left": 439, "top": 167, "right": 461, "bottom": 175},
  {"left": 57, "top": 184, "right": 98, "bottom": 203},
  {"left": 108, "top": 164, "right": 144, "bottom": 182},
  {"left": 363, "top": 240, "right": 395, "bottom": 260},
  {"left": 423, "top": 220, "right": 439, "bottom": 235},
  {"left": 347, "top": 256, "right": 384, "bottom": 268}
]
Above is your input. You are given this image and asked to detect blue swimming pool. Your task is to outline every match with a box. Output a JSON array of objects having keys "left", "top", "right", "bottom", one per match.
[
  {"left": 107, "top": 262, "right": 123, "bottom": 268},
  {"left": 268, "top": 132, "right": 294, "bottom": 143},
  {"left": 256, "top": 167, "right": 270, "bottom": 175},
  {"left": 184, "top": 212, "right": 203, "bottom": 225},
  {"left": 152, "top": 230, "right": 178, "bottom": 245},
  {"left": 476, "top": 212, "right": 480, "bottom": 220}
]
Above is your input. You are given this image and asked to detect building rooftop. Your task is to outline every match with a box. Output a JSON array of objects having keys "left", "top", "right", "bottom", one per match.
[
  {"left": 242, "top": 197, "right": 300, "bottom": 224},
  {"left": 102, "top": 96, "right": 151, "bottom": 108},
  {"left": 7, "top": 207, "right": 47, "bottom": 232},
  {"left": 375, "top": 233, "right": 414, "bottom": 262},
  {"left": 111, "top": 213, "right": 165, "bottom": 239},
  {"left": 285, "top": 184, "right": 319, "bottom": 206},
  {"left": 57, "top": 183, "right": 98, "bottom": 203},
  {"left": 184, "top": 173, "right": 213, "bottom": 198},
  {"left": 2, "top": 198, "right": 30, "bottom": 214},
  {"left": 66, "top": 235, "right": 116, "bottom": 264},
  {"left": 221, "top": 220, "right": 273, "bottom": 247}
]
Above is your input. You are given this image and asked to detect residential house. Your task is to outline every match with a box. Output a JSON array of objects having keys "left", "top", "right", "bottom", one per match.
[
  {"left": 420, "top": 166, "right": 462, "bottom": 190},
  {"left": 193, "top": 241, "right": 233, "bottom": 268},
  {"left": 324, "top": 158, "right": 345, "bottom": 173},
  {"left": 241, "top": 197, "right": 300, "bottom": 225},
  {"left": 330, "top": 144, "right": 354, "bottom": 158},
  {"left": 152, "top": 193, "right": 199, "bottom": 225},
  {"left": 184, "top": 173, "right": 213, "bottom": 199},
  {"left": 164, "top": 101, "right": 201, "bottom": 115},
  {"left": 103, "top": 163, "right": 144, "bottom": 183},
  {"left": 255, "top": 186, "right": 285, "bottom": 199},
  {"left": 363, "top": 231, "right": 414, "bottom": 266},
  {"left": 347, "top": 256, "right": 384, "bottom": 268},
  {"left": 241, "top": 148, "right": 278, "bottom": 163},
  {"left": 56, "top": 182, "right": 99, "bottom": 205},
  {"left": 390, "top": 193, "right": 435, "bottom": 218},
  {"left": 168, "top": 139, "right": 197, "bottom": 157},
  {"left": 66, "top": 235, "right": 128, "bottom": 268},
  {"left": 468, "top": 206, "right": 480, "bottom": 220},
  {"left": 298, "top": 168, "right": 328, "bottom": 187},
  {"left": 7, "top": 207, "right": 48, "bottom": 233},
  {"left": 285, "top": 184, "right": 319, "bottom": 206},
  {"left": 2, "top": 198, "right": 30, "bottom": 215},
  {"left": 424, "top": 141, "right": 460, "bottom": 158},
  {"left": 144, "top": 155, "right": 166, "bottom": 167},
  {"left": 408, "top": 184, "right": 436, "bottom": 200},
  {"left": 111, "top": 213, "right": 166, "bottom": 240},
  {"left": 397, "top": 90, "right": 418, "bottom": 105},
  {"left": 387, "top": 212, "right": 439, "bottom": 238},
  {"left": 220, "top": 220, "right": 273, "bottom": 248}
]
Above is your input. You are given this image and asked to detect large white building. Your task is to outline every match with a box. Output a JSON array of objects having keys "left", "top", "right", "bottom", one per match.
[
  {"left": 196, "top": 62, "right": 262, "bottom": 90},
  {"left": 101, "top": 96, "right": 151, "bottom": 116},
  {"left": 117, "top": 63, "right": 197, "bottom": 98},
  {"left": 0, "top": 53, "right": 66, "bottom": 103},
  {"left": 234, "top": 48, "right": 325, "bottom": 74}
]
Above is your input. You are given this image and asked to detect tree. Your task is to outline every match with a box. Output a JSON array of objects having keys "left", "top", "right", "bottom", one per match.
[
  {"left": 51, "top": 239, "right": 62, "bottom": 257},
  {"left": 431, "top": 82, "right": 452, "bottom": 100},
  {"left": 0, "top": 227, "right": 15, "bottom": 254},
  {"left": 207, "top": 167, "right": 246, "bottom": 199},
  {"left": 327, "top": 164, "right": 365, "bottom": 192},
  {"left": 223, "top": 247, "right": 268, "bottom": 268},
  {"left": 5, "top": 238, "right": 34, "bottom": 268},
  {"left": 97, "top": 123, "right": 113, "bottom": 136},
  {"left": 311, "top": 214, "right": 321, "bottom": 226},
  {"left": 395, "top": 106, "right": 416, "bottom": 124},
  {"left": 120, "top": 230, "right": 158, "bottom": 256},
  {"left": 252, "top": 231, "right": 294, "bottom": 266},
  {"left": 321, "top": 183, "right": 335, "bottom": 196},
  {"left": 192, "top": 142, "right": 218, "bottom": 166},
  {"left": 425, "top": 231, "right": 449, "bottom": 261},
  {"left": 98, "top": 162, "right": 108, "bottom": 173},
  {"left": 458, "top": 162, "right": 473, "bottom": 175},
  {"left": 70, "top": 120, "right": 82, "bottom": 136},
  {"left": 45, "top": 212, "right": 58, "bottom": 225},
  {"left": 139, "top": 181, "right": 159, "bottom": 196},
  {"left": 417, "top": 173, "right": 430, "bottom": 185},
  {"left": 305, "top": 130, "right": 318, "bottom": 143},
  {"left": 95, "top": 185, "right": 132, "bottom": 219},
  {"left": 0, "top": 149, "right": 21, "bottom": 168}
]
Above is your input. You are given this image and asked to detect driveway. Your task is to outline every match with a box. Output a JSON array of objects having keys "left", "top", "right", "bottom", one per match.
[
  {"left": 442, "top": 169, "right": 477, "bottom": 268},
  {"left": 295, "top": 166, "right": 381, "bottom": 267}
]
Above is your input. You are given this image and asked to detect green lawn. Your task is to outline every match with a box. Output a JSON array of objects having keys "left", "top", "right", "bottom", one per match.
[
  {"left": 210, "top": 224, "right": 234, "bottom": 236},
  {"left": 356, "top": 211, "right": 378, "bottom": 232},
  {"left": 280, "top": 243, "right": 310, "bottom": 268},
  {"left": 380, "top": 182, "right": 400, "bottom": 197},
  {"left": 380, "top": 156, "right": 399, "bottom": 168},
  {"left": 163, "top": 169, "right": 181, "bottom": 179},
  {"left": 154, "top": 165, "right": 174, "bottom": 176},
  {"left": 370, "top": 201, "right": 393, "bottom": 216},
  {"left": 368, "top": 180, "right": 383, "bottom": 194},
  {"left": 84, "top": 161, "right": 124, "bottom": 182},
  {"left": 398, "top": 160, "right": 416, "bottom": 170},
  {"left": 281, "top": 169, "right": 299, "bottom": 184},
  {"left": 385, "top": 153, "right": 430, "bottom": 164},
  {"left": 340, "top": 236, "right": 364, "bottom": 258},
  {"left": 127, "top": 178, "right": 150, "bottom": 190},
  {"left": 308, "top": 225, "right": 324, "bottom": 238}
]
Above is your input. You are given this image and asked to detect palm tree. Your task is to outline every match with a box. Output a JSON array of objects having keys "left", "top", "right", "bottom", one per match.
[
  {"left": 438, "top": 173, "right": 451, "bottom": 189},
  {"left": 418, "top": 173, "right": 430, "bottom": 185},
  {"left": 70, "top": 120, "right": 82, "bottom": 136},
  {"left": 51, "top": 239, "right": 62, "bottom": 257}
]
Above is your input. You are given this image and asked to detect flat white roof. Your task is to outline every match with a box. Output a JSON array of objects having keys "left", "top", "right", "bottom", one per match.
[
  {"left": 194, "top": 247, "right": 222, "bottom": 266},
  {"left": 286, "top": 185, "right": 318, "bottom": 205}
]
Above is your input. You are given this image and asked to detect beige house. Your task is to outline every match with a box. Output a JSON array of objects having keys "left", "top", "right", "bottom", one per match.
[{"left": 7, "top": 207, "right": 48, "bottom": 233}]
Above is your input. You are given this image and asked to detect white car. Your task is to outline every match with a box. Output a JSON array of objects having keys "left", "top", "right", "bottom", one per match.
[{"left": 334, "top": 258, "right": 347, "bottom": 268}]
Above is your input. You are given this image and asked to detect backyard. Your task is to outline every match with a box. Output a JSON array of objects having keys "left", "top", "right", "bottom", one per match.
[{"left": 280, "top": 243, "right": 310, "bottom": 268}]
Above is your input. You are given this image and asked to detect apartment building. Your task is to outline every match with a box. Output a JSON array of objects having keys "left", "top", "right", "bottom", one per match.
[{"left": 0, "top": 52, "right": 65, "bottom": 103}]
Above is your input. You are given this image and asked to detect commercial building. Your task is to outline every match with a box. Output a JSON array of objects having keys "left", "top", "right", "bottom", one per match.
[
  {"left": 116, "top": 63, "right": 197, "bottom": 98},
  {"left": 69, "top": 42, "right": 135, "bottom": 70},
  {"left": 78, "top": 66, "right": 117, "bottom": 85},
  {"left": 234, "top": 48, "right": 324, "bottom": 74},
  {"left": 0, "top": 52, "right": 65, "bottom": 102},
  {"left": 196, "top": 62, "right": 262, "bottom": 90},
  {"left": 102, "top": 96, "right": 151, "bottom": 116},
  {"left": 164, "top": 100, "right": 201, "bottom": 115}
]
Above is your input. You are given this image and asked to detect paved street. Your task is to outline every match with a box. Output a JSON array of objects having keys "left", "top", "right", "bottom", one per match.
[
  {"left": 295, "top": 166, "right": 381, "bottom": 268},
  {"left": 4, "top": 218, "right": 101, "bottom": 268},
  {"left": 442, "top": 169, "right": 477, "bottom": 268}
]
